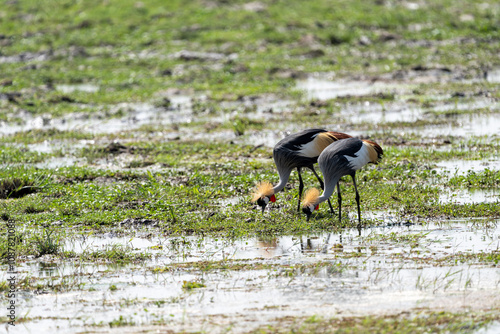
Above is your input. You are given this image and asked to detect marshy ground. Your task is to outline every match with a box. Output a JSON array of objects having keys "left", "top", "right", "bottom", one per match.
[{"left": 0, "top": 0, "right": 499, "bottom": 333}]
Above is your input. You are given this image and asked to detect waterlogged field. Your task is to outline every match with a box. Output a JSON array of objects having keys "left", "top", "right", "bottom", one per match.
[{"left": 1, "top": 0, "right": 499, "bottom": 333}]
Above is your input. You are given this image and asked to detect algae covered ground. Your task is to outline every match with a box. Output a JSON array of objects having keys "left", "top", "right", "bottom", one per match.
[{"left": 1, "top": 0, "right": 499, "bottom": 333}]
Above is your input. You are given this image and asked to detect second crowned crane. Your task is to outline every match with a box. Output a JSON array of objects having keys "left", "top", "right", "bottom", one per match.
[{"left": 301, "top": 137, "right": 383, "bottom": 225}]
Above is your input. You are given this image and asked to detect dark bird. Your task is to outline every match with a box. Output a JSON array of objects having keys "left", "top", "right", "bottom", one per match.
[
  {"left": 251, "top": 129, "right": 352, "bottom": 213},
  {"left": 301, "top": 137, "right": 383, "bottom": 224}
]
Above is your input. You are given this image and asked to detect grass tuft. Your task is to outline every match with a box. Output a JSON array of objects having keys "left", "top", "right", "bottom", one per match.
[
  {"left": 0, "top": 178, "right": 37, "bottom": 199},
  {"left": 34, "top": 229, "right": 61, "bottom": 257}
]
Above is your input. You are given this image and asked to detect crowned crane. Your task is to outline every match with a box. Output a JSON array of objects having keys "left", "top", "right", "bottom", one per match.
[
  {"left": 301, "top": 137, "right": 383, "bottom": 224},
  {"left": 251, "top": 129, "right": 352, "bottom": 213}
]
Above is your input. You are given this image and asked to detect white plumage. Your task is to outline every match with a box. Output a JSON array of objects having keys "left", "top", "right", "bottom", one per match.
[
  {"left": 345, "top": 142, "right": 372, "bottom": 171},
  {"left": 297, "top": 133, "right": 321, "bottom": 158}
]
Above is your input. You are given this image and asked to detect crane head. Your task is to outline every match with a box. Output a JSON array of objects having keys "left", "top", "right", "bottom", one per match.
[
  {"left": 255, "top": 194, "right": 276, "bottom": 213},
  {"left": 251, "top": 181, "right": 275, "bottom": 213},
  {"left": 302, "top": 203, "right": 319, "bottom": 221},
  {"left": 301, "top": 188, "right": 320, "bottom": 221}
]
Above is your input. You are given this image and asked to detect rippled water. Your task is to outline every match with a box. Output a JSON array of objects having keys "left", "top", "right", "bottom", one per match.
[{"left": 4, "top": 220, "right": 499, "bottom": 333}]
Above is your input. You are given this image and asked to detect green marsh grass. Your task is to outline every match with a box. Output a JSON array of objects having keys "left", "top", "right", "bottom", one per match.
[
  {"left": 1, "top": 1, "right": 500, "bottom": 332},
  {"left": 34, "top": 228, "right": 61, "bottom": 256},
  {"left": 0, "top": 140, "right": 498, "bottom": 235},
  {"left": 2, "top": 0, "right": 499, "bottom": 115}
]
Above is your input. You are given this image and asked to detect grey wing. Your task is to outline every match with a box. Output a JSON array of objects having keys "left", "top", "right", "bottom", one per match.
[{"left": 318, "top": 138, "right": 363, "bottom": 183}]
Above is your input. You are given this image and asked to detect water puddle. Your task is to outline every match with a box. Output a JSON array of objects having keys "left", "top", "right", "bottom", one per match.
[
  {"left": 151, "top": 220, "right": 499, "bottom": 261},
  {"left": 486, "top": 67, "right": 500, "bottom": 83},
  {"left": 297, "top": 78, "right": 498, "bottom": 134},
  {"left": 439, "top": 189, "right": 499, "bottom": 204},
  {"left": 0, "top": 97, "right": 198, "bottom": 136},
  {"left": 235, "top": 128, "right": 315, "bottom": 148},
  {"left": 342, "top": 98, "right": 499, "bottom": 130},
  {"left": 26, "top": 141, "right": 62, "bottom": 154},
  {"left": 0, "top": 94, "right": 296, "bottom": 154},
  {"left": 4, "top": 220, "right": 499, "bottom": 332},
  {"left": 220, "top": 96, "right": 294, "bottom": 119},
  {"left": 419, "top": 112, "right": 500, "bottom": 137},
  {"left": 431, "top": 99, "right": 499, "bottom": 113},
  {"left": 16, "top": 220, "right": 498, "bottom": 266},
  {"left": 35, "top": 156, "right": 84, "bottom": 169},
  {"left": 55, "top": 84, "right": 100, "bottom": 93},
  {"left": 296, "top": 77, "right": 409, "bottom": 100},
  {"left": 296, "top": 75, "right": 500, "bottom": 139},
  {"left": 295, "top": 68, "right": 464, "bottom": 101},
  {"left": 63, "top": 233, "right": 164, "bottom": 256},
  {"left": 435, "top": 159, "right": 500, "bottom": 175},
  {"left": 347, "top": 103, "right": 423, "bottom": 123}
]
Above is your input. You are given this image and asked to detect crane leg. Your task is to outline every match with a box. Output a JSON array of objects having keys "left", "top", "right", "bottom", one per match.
[
  {"left": 351, "top": 173, "right": 362, "bottom": 227},
  {"left": 337, "top": 182, "right": 342, "bottom": 224},
  {"left": 326, "top": 199, "right": 335, "bottom": 216},
  {"left": 297, "top": 167, "right": 304, "bottom": 212},
  {"left": 311, "top": 167, "right": 335, "bottom": 215}
]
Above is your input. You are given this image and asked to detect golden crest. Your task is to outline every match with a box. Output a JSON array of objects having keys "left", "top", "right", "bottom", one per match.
[
  {"left": 251, "top": 181, "right": 274, "bottom": 202},
  {"left": 302, "top": 188, "right": 320, "bottom": 207}
]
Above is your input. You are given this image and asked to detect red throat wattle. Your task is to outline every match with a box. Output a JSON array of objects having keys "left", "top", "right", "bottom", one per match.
[
  {"left": 315, "top": 204, "right": 319, "bottom": 211},
  {"left": 270, "top": 195, "right": 276, "bottom": 202}
]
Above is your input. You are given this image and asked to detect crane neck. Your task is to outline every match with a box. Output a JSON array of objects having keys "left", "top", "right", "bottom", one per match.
[
  {"left": 272, "top": 168, "right": 292, "bottom": 193},
  {"left": 317, "top": 176, "right": 341, "bottom": 205}
]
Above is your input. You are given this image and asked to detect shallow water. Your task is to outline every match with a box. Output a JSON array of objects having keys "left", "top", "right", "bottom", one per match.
[
  {"left": 0, "top": 93, "right": 296, "bottom": 139},
  {"left": 435, "top": 159, "right": 500, "bottom": 175},
  {"left": 342, "top": 99, "right": 500, "bottom": 135},
  {"left": 296, "top": 77, "right": 410, "bottom": 100},
  {"left": 296, "top": 75, "right": 500, "bottom": 140},
  {"left": 5, "top": 220, "right": 499, "bottom": 333},
  {"left": 0, "top": 99, "right": 195, "bottom": 136},
  {"left": 439, "top": 188, "right": 499, "bottom": 204},
  {"left": 419, "top": 112, "right": 500, "bottom": 137},
  {"left": 347, "top": 103, "right": 422, "bottom": 123},
  {"left": 486, "top": 67, "right": 500, "bottom": 84},
  {"left": 55, "top": 84, "right": 100, "bottom": 93}
]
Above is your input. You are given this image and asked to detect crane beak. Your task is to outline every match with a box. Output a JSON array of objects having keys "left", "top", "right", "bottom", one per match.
[
  {"left": 256, "top": 197, "right": 268, "bottom": 214},
  {"left": 303, "top": 209, "right": 312, "bottom": 222}
]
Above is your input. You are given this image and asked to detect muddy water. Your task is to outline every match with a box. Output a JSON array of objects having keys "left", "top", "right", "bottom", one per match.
[
  {"left": 0, "top": 97, "right": 197, "bottom": 136},
  {"left": 297, "top": 75, "right": 500, "bottom": 139},
  {"left": 55, "top": 84, "right": 100, "bottom": 93},
  {"left": 439, "top": 188, "right": 499, "bottom": 204},
  {"left": 4, "top": 220, "right": 499, "bottom": 333},
  {"left": 419, "top": 112, "right": 500, "bottom": 137},
  {"left": 435, "top": 159, "right": 500, "bottom": 175},
  {"left": 296, "top": 77, "right": 411, "bottom": 100},
  {"left": 434, "top": 158, "right": 500, "bottom": 205}
]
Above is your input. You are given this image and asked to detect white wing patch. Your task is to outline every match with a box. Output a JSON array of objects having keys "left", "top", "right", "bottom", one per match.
[
  {"left": 297, "top": 133, "right": 321, "bottom": 158},
  {"left": 344, "top": 143, "right": 371, "bottom": 170}
]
